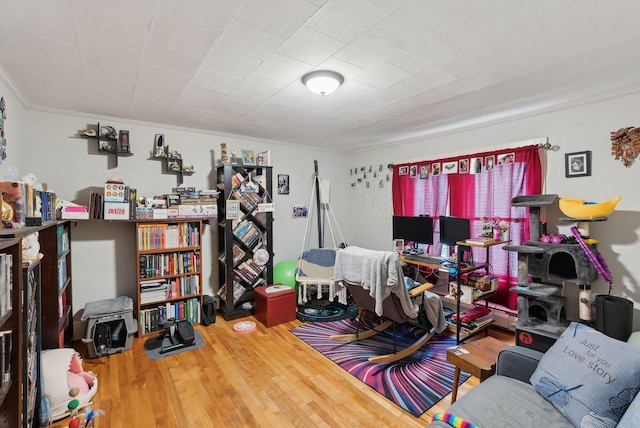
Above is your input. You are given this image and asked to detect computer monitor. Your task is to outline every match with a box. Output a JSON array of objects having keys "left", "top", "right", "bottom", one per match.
[
  {"left": 392, "top": 215, "right": 434, "bottom": 245},
  {"left": 439, "top": 216, "right": 471, "bottom": 247}
]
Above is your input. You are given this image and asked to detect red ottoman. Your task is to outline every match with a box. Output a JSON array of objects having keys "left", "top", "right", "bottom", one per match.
[{"left": 254, "top": 285, "right": 296, "bottom": 327}]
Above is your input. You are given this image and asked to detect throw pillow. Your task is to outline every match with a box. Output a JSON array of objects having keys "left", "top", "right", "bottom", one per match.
[{"left": 530, "top": 322, "right": 640, "bottom": 428}]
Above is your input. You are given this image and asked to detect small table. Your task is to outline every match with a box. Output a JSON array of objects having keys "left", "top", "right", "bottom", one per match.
[{"left": 446, "top": 335, "right": 509, "bottom": 403}]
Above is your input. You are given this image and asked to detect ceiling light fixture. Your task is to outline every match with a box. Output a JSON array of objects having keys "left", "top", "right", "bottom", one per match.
[{"left": 301, "top": 70, "right": 344, "bottom": 96}]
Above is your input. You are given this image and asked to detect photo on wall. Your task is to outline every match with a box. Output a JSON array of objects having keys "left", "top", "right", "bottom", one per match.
[
  {"left": 292, "top": 205, "right": 308, "bottom": 218},
  {"left": 442, "top": 161, "right": 457, "bottom": 174},
  {"left": 420, "top": 164, "right": 430, "bottom": 179}
]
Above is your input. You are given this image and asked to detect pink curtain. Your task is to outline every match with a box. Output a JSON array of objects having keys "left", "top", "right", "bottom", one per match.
[{"left": 392, "top": 145, "right": 542, "bottom": 309}]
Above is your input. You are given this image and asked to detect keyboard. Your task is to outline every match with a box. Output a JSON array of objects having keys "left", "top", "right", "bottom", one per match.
[{"left": 402, "top": 253, "right": 443, "bottom": 264}]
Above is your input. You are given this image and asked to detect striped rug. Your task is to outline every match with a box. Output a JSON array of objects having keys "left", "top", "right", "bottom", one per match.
[{"left": 291, "top": 319, "right": 468, "bottom": 417}]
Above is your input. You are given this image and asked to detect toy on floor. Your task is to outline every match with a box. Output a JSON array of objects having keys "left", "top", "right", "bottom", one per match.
[
  {"left": 68, "top": 405, "right": 105, "bottom": 428},
  {"left": 40, "top": 349, "right": 98, "bottom": 424}
]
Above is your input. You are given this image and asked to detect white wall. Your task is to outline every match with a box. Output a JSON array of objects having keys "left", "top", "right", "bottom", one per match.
[
  {"left": 347, "top": 91, "right": 640, "bottom": 330},
  {"left": 0, "top": 77, "right": 29, "bottom": 180},
  {"left": 24, "top": 111, "right": 351, "bottom": 314}
]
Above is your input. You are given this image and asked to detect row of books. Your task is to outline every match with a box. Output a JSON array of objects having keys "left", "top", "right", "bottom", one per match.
[
  {"left": 218, "top": 281, "right": 246, "bottom": 305},
  {"left": 57, "top": 224, "right": 70, "bottom": 254},
  {"left": 232, "top": 219, "right": 262, "bottom": 249},
  {"left": 0, "top": 253, "right": 13, "bottom": 318},
  {"left": 137, "top": 222, "right": 201, "bottom": 251},
  {"left": 0, "top": 330, "right": 12, "bottom": 388},
  {"left": 0, "top": 182, "right": 57, "bottom": 224},
  {"left": 58, "top": 258, "right": 67, "bottom": 291},
  {"left": 233, "top": 189, "right": 262, "bottom": 212},
  {"left": 138, "top": 251, "right": 200, "bottom": 279},
  {"left": 138, "top": 298, "right": 200, "bottom": 335},
  {"left": 217, "top": 244, "right": 246, "bottom": 267},
  {"left": 139, "top": 276, "right": 200, "bottom": 304},
  {"left": 234, "top": 259, "right": 265, "bottom": 286}
]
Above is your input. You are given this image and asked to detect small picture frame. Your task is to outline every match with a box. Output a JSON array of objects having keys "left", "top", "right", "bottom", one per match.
[
  {"left": 241, "top": 149, "right": 255, "bottom": 165},
  {"left": 398, "top": 166, "right": 409, "bottom": 175},
  {"left": 409, "top": 165, "right": 417, "bottom": 177},
  {"left": 432, "top": 162, "right": 441, "bottom": 176},
  {"left": 226, "top": 200, "right": 241, "bottom": 219},
  {"left": 565, "top": 150, "right": 591, "bottom": 177},
  {"left": 278, "top": 174, "right": 289, "bottom": 195},
  {"left": 292, "top": 205, "right": 308, "bottom": 218},
  {"left": 485, "top": 155, "right": 495, "bottom": 171},
  {"left": 420, "top": 164, "right": 429, "bottom": 179}
]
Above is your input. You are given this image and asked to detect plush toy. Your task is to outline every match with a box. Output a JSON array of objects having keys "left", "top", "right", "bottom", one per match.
[{"left": 40, "top": 349, "right": 98, "bottom": 425}]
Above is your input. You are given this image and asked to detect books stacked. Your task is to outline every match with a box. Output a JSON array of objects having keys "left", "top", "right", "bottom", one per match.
[
  {"left": 218, "top": 281, "right": 246, "bottom": 304},
  {"left": 140, "top": 279, "right": 168, "bottom": 304},
  {"left": 234, "top": 259, "right": 265, "bottom": 286},
  {"left": 232, "top": 219, "right": 262, "bottom": 248},
  {"left": 465, "top": 237, "right": 497, "bottom": 246}
]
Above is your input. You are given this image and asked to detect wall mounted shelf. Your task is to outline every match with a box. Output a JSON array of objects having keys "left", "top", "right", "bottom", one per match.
[
  {"left": 76, "top": 122, "right": 133, "bottom": 167},
  {"left": 149, "top": 145, "right": 195, "bottom": 186}
]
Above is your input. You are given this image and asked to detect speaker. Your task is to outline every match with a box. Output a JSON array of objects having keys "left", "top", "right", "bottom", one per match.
[{"left": 202, "top": 295, "right": 216, "bottom": 326}]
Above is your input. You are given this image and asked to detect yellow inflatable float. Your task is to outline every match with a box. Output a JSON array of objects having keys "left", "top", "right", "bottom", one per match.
[{"left": 559, "top": 196, "right": 622, "bottom": 219}]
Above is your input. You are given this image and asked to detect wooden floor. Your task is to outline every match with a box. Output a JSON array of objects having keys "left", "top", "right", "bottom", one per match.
[{"left": 49, "top": 317, "right": 514, "bottom": 428}]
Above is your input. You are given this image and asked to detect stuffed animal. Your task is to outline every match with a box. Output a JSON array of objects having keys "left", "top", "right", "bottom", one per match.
[{"left": 40, "top": 349, "right": 98, "bottom": 424}]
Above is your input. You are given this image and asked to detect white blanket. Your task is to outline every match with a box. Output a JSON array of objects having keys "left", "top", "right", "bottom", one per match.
[{"left": 333, "top": 246, "right": 418, "bottom": 319}]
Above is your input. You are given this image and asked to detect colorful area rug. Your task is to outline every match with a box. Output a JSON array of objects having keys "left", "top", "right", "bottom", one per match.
[{"left": 291, "top": 319, "right": 469, "bottom": 417}]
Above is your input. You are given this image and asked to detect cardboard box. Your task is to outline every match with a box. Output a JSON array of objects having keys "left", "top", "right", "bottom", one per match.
[
  {"left": 177, "top": 204, "right": 218, "bottom": 217},
  {"left": 104, "top": 182, "right": 127, "bottom": 202},
  {"left": 61, "top": 206, "right": 89, "bottom": 220},
  {"left": 153, "top": 208, "right": 168, "bottom": 219},
  {"left": 136, "top": 207, "right": 153, "bottom": 220},
  {"left": 104, "top": 202, "right": 130, "bottom": 220}
]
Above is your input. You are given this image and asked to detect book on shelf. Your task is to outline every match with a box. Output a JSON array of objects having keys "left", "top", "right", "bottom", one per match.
[{"left": 0, "top": 330, "right": 12, "bottom": 387}]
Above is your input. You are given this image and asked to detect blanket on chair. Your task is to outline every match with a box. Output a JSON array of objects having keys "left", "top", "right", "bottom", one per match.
[{"left": 333, "top": 246, "right": 418, "bottom": 319}]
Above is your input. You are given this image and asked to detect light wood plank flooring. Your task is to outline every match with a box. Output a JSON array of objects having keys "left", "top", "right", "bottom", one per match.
[{"left": 49, "top": 317, "right": 513, "bottom": 428}]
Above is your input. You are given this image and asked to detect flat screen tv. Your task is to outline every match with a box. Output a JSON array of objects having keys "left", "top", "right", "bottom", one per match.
[
  {"left": 392, "top": 215, "right": 434, "bottom": 245},
  {"left": 439, "top": 216, "right": 471, "bottom": 247}
]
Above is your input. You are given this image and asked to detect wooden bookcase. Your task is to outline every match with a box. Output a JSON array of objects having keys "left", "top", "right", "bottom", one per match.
[
  {"left": 216, "top": 164, "right": 273, "bottom": 320},
  {"left": 135, "top": 220, "right": 203, "bottom": 336},
  {"left": 0, "top": 237, "right": 22, "bottom": 428},
  {"left": 39, "top": 222, "right": 74, "bottom": 349},
  {"left": 22, "top": 257, "right": 41, "bottom": 427}
]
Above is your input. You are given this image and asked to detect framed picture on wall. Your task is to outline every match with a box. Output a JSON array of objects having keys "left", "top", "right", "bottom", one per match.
[{"left": 565, "top": 151, "right": 591, "bottom": 177}]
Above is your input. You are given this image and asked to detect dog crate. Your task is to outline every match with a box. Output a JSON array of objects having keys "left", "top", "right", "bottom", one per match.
[{"left": 81, "top": 296, "right": 137, "bottom": 358}]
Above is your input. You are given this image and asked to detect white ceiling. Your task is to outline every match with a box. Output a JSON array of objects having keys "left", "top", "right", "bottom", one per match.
[{"left": 2, "top": 0, "right": 640, "bottom": 152}]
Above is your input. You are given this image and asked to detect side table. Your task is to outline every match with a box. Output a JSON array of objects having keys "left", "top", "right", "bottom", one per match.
[{"left": 446, "top": 335, "right": 509, "bottom": 403}]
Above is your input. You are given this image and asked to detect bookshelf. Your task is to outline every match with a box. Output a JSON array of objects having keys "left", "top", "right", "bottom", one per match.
[
  {"left": 135, "top": 220, "right": 203, "bottom": 336},
  {"left": 40, "top": 222, "right": 74, "bottom": 349},
  {"left": 0, "top": 237, "right": 21, "bottom": 428},
  {"left": 22, "top": 257, "right": 41, "bottom": 427},
  {"left": 217, "top": 164, "right": 273, "bottom": 320}
]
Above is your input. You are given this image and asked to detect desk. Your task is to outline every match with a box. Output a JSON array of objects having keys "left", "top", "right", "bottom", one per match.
[{"left": 446, "top": 336, "right": 508, "bottom": 403}]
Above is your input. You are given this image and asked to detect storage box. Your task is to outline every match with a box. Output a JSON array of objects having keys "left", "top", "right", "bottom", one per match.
[
  {"left": 81, "top": 297, "right": 137, "bottom": 358},
  {"left": 104, "top": 182, "right": 126, "bottom": 202},
  {"left": 254, "top": 285, "right": 296, "bottom": 327},
  {"left": 104, "top": 201, "right": 130, "bottom": 220}
]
